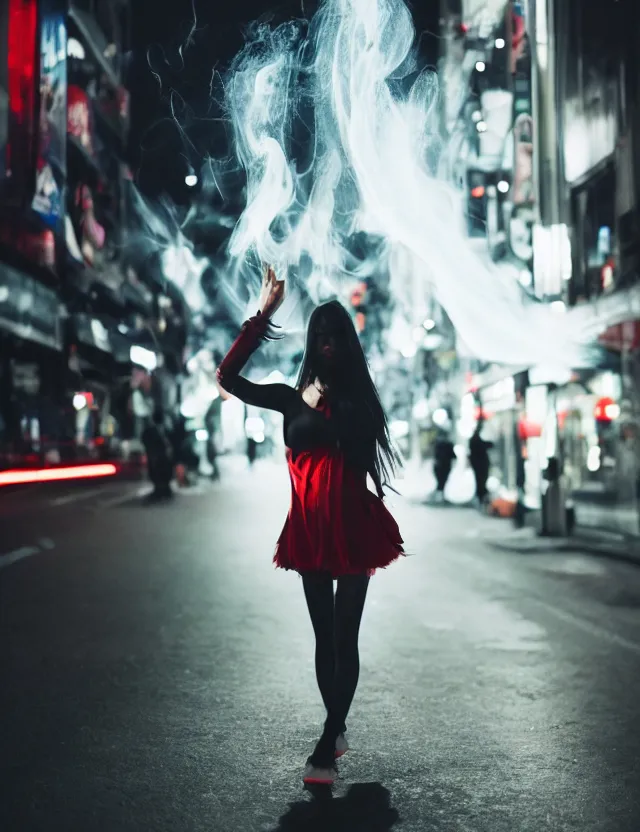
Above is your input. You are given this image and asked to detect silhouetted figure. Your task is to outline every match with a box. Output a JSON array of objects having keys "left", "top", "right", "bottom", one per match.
[
  {"left": 142, "top": 409, "right": 173, "bottom": 500},
  {"left": 170, "top": 415, "right": 199, "bottom": 485},
  {"left": 204, "top": 400, "right": 220, "bottom": 480},
  {"left": 247, "top": 435, "right": 257, "bottom": 466},
  {"left": 433, "top": 430, "right": 456, "bottom": 499},
  {"left": 469, "top": 421, "right": 493, "bottom": 504}
]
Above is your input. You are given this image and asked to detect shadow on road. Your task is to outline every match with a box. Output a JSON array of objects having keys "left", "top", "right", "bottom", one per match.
[{"left": 269, "top": 782, "right": 400, "bottom": 832}]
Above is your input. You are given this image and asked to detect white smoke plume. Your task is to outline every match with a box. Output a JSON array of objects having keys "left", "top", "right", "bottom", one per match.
[
  {"left": 138, "top": 0, "right": 613, "bottom": 366},
  {"left": 222, "top": 0, "right": 602, "bottom": 366}
]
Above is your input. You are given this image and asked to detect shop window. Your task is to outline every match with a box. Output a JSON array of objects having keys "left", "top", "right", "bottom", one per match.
[{"left": 571, "top": 165, "right": 617, "bottom": 302}]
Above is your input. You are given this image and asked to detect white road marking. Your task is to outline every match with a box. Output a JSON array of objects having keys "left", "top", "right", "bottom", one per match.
[
  {"left": 98, "top": 486, "right": 151, "bottom": 508},
  {"left": 0, "top": 545, "right": 44, "bottom": 570},
  {"left": 50, "top": 487, "right": 106, "bottom": 506}
]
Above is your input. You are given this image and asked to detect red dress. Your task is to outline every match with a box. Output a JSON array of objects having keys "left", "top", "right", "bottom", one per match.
[{"left": 216, "top": 313, "right": 405, "bottom": 577}]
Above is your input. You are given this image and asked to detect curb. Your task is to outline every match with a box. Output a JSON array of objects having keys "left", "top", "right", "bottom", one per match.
[{"left": 488, "top": 536, "right": 640, "bottom": 569}]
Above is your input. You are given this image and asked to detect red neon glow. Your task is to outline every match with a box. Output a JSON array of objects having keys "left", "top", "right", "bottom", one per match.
[
  {"left": 471, "top": 185, "right": 485, "bottom": 198},
  {"left": 474, "top": 406, "right": 492, "bottom": 421},
  {"left": 0, "top": 464, "right": 118, "bottom": 487},
  {"left": 518, "top": 418, "right": 542, "bottom": 440},
  {"left": 7, "top": 0, "right": 38, "bottom": 175},
  {"left": 594, "top": 397, "right": 619, "bottom": 422}
]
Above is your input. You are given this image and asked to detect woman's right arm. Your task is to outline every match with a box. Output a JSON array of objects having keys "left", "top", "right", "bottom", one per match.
[
  {"left": 216, "top": 313, "right": 293, "bottom": 412},
  {"left": 215, "top": 267, "right": 294, "bottom": 414}
]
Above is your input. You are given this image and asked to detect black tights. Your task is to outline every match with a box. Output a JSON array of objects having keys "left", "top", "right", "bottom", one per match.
[{"left": 301, "top": 571, "right": 370, "bottom": 765}]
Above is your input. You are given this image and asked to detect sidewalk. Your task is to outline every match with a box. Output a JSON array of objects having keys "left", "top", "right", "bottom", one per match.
[
  {"left": 474, "top": 520, "right": 640, "bottom": 565},
  {"left": 396, "top": 459, "right": 640, "bottom": 567},
  {"left": 393, "top": 458, "right": 476, "bottom": 505}
]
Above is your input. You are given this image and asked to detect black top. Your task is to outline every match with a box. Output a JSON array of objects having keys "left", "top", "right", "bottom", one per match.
[{"left": 217, "top": 314, "right": 379, "bottom": 488}]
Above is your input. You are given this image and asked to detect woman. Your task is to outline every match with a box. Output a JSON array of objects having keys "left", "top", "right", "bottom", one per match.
[{"left": 216, "top": 266, "right": 405, "bottom": 785}]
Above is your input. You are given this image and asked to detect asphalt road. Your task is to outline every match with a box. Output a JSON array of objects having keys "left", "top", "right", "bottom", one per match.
[{"left": 2, "top": 458, "right": 639, "bottom": 832}]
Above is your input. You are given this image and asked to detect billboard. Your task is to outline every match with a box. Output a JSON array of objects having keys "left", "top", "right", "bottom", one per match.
[
  {"left": 4, "top": 0, "right": 38, "bottom": 200},
  {"left": 31, "top": 2, "right": 67, "bottom": 226},
  {"left": 510, "top": 2, "right": 533, "bottom": 207}
]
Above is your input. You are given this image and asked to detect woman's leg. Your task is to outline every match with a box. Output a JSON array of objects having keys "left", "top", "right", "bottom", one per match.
[
  {"left": 309, "top": 573, "right": 370, "bottom": 765},
  {"left": 301, "top": 571, "right": 336, "bottom": 720}
]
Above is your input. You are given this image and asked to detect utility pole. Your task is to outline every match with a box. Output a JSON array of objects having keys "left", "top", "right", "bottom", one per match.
[{"left": 528, "top": 0, "right": 568, "bottom": 535}]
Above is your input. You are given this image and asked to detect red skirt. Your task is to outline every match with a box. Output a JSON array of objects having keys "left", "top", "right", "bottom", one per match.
[{"left": 273, "top": 446, "right": 405, "bottom": 577}]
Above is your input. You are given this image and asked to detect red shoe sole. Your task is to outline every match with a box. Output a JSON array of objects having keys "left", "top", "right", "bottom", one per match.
[{"left": 303, "top": 776, "right": 335, "bottom": 784}]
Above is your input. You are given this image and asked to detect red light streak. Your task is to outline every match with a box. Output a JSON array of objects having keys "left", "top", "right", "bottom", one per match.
[{"left": 0, "top": 464, "right": 118, "bottom": 487}]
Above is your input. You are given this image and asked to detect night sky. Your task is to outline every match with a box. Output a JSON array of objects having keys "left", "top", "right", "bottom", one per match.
[{"left": 127, "top": 0, "right": 441, "bottom": 203}]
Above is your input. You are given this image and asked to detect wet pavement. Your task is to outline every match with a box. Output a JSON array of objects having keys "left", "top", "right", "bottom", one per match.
[{"left": 2, "top": 459, "right": 640, "bottom": 831}]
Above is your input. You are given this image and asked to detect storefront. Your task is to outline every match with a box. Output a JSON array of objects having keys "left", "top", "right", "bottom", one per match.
[
  {"left": 521, "top": 381, "right": 547, "bottom": 510},
  {"left": 470, "top": 365, "right": 558, "bottom": 513},
  {"left": 478, "top": 376, "right": 518, "bottom": 495},
  {"left": 67, "top": 312, "right": 118, "bottom": 454},
  {"left": 554, "top": 324, "right": 640, "bottom": 536},
  {"left": 0, "top": 264, "right": 67, "bottom": 468},
  {"left": 461, "top": 366, "right": 523, "bottom": 506}
]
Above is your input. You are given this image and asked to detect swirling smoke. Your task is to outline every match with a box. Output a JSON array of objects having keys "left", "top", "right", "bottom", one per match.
[{"left": 139, "top": 0, "right": 624, "bottom": 366}]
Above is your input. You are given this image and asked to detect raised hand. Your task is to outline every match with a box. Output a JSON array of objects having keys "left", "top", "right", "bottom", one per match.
[{"left": 258, "top": 264, "right": 285, "bottom": 317}]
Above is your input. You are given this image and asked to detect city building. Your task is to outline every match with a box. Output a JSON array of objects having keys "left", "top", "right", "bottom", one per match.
[
  {"left": 439, "top": 0, "right": 640, "bottom": 537},
  {"left": 0, "top": 0, "right": 188, "bottom": 471}
]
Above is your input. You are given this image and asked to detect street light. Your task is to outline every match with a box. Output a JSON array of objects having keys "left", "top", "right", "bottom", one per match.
[
  {"left": 68, "top": 38, "right": 85, "bottom": 59},
  {"left": 497, "top": 180, "right": 510, "bottom": 193},
  {"left": 401, "top": 343, "right": 417, "bottom": 359},
  {"left": 185, "top": 174, "right": 198, "bottom": 187},
  {"left": 495, "top": 38, "right": 505, "bottom": 49},
  {"left": 130, "top": 345, "right": 157, "bottom": 372},
  {"left": 73, "top": 394, "right": 88, "bottom": 411},
  {"left": 433, "top": 408, "right": 449, "bottom": 428},
  {"left": 475, "top": 61, "right": 486, "bottom": 72}
]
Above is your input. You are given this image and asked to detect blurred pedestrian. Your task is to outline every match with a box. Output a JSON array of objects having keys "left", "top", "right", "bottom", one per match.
[
  {"left": 469, "top": 420, "right": 493, "bottom": 505},
  {"left": 246, "top": 435, "right": 257, "bottom": 466},
  {"left": 142, "top": 408, "right": 174, "bottom": 500},
  {"left": 216, "top": 265, "right": 405, "bottom": 785},
  {"left": 171, "top": 414, "right": 199, "bottom": 487},
  {"left": 433, "top": 430, "right": 456, "bottom": 501},
  {"left": 204, "top": 400, "right": 220, "bottom": 481},
  {"left": 205, "top": 432, "right": 220, "bottom": 481}
]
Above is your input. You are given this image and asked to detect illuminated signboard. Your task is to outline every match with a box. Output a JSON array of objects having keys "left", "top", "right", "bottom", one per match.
[{"left": 31, "top": 2, "right": 67, "bottom": 225}]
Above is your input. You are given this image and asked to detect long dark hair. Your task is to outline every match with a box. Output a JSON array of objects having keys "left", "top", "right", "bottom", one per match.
[{"left": 295, "top": 300, "right": 401, "bottom": 498}]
